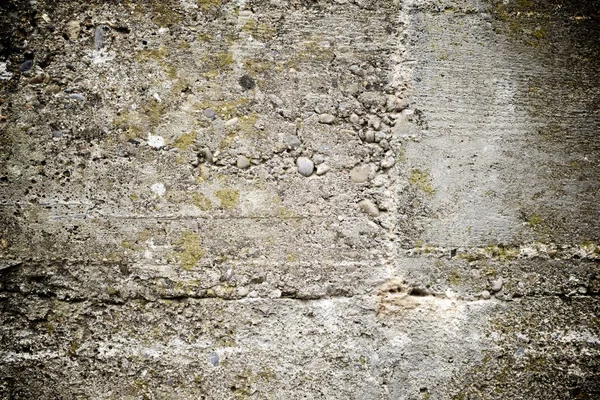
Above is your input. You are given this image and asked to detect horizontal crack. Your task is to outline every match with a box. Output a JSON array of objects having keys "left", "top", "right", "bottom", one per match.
[{"left": 401, "top": 242, "right": 600, "bottom": 262}]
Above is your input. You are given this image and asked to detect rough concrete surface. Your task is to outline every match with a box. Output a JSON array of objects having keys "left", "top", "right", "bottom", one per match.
[{"left": 0, "top": 0, "right": 599, "bottom": 398}]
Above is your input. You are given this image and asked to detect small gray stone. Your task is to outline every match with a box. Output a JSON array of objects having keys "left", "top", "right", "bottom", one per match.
[
  {"left": 480, "top": 290, "right": 491, "bottom": 300},
  {"left": 316, "top": 164, "right": 330, "bottom": 175},
  {"left": 318, "top": 114, "right": 335, "bottom": 124},
  {"left": 359, "top": 199, "right": 380, "bottom": 217},
  {"left": 350, "top": 164, "right": 373, "bottom": 183},
  {"left": 358, "top": 91, "right": 386, "bottom": 109},
  {"left": 94, "top": 26, "right": 104, "bottom": 50},
  {"left": 208, "top": 352, "right": 219, "bottom": 366},
  {"left": 269, "top": 94, "right": 284, "bottom": 107},
  {"left": 297, "top": 157, "right": 314, "bottom": 177},
  {"left": 349, "top": 64, "right": 363, "bottom": 76},
  {"left": 381, "top": 157, "right": 396, "bottom": 169},
  {"left": 364, "top": 130, "right": 375, "bottom": 143},
  {"left": 237, "top": 155, "right": 251, "bottom": 169},
  {"left": 19, "top": 59, "right": 33, "bottom": 72},
  {"left": 203, "top": 108, "right": 217, "bottom": 119},
  {"left": 369, "top": 116, "right": 381, "bottom": 131},
  {"left": 349, "top": 113, "right": 360, "bottom": 124},
  {"left": 66, "top": 20, "right": 80, "bottom": 40},
  {"left": 312, "top": 154, "right": 325, "bottom": 165},
  {"left": 284, "top": 135, "right": 302, "bottom": 150},
  {"left": 199, "top": 148, "right": 213, "bottom": 164},
  {"left": 491, "top": 277, "right": 503, "bottom": 292},
  {"left": 69, "top": 93, "right": 85, "bottom": 101}
]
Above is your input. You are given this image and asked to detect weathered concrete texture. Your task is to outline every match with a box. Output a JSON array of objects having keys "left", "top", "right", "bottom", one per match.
[{"left": 0, "top": 0, "right": 599, "bottom": 398}]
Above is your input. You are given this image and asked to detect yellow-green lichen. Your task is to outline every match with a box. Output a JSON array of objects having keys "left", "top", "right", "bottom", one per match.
[
  {"left": 277, "top": 206, "right": 298, "bottom": 219},
  {"left": 242, "top": 19, "right": 277, "bottom": 42},
  {"left": 193, "top": 98, "right": 250, "bottom": 120},
  {"left": 215, "top": 189, "right": 240, "bottom": 210},
  {"left": 486, "top": 245, "right": 519, "bottom": 261},
  {"left": 136, "top": 45, "right": 168, "bottom": 63},
  {"left": 448, "top": 268, "right": 462, "bottom": 285},
  {"left": 195, "top": 165, "right": 210, "bottom": 184},
  {"left": 172, "top": 131, "right": 197, "bottom": 150},
  {"left": 528, "top": 213, "right": 543, "bottom": 229},
  {"left": 238, "top": 114, "right": 261, "bottom": 136},
  {"left": 199, "top": 52, "right": 234, "bottom": 78},
  {"left": 243, "top": 58, "right": 276, "bottom": 74},
  {"left": 192, "top": 192, "right": 212, "bottom": 211},
  {"left": 286, "top": 39, "right": 335, "bottom": 69},
  {"left": 121, "top": 240, "right": 137, "bottom": 250},
  {"left": 150, "top": 2, "right": 183, "bottom": 26},
  {"left": 174, "top": 232, "right": 205, "bottom": 270},
  {"left": 197, "top": 0, "right": 221, "bottom": 11},
  {"left": 410, "top": 169, "right": 435, "bottom": 195},
  {"left": 112, "top": 111, "right": 144, "bottom": 140}
]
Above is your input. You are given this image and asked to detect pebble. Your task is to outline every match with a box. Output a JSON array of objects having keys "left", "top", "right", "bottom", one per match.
[
  {"left": 297, "top": 157, "right": 314, "bottom": 177},
  {"left": 203, "top": 108, "right": 217, "bottom": 119},
  {"left": 381, "top": 157, "right": 396, "bottom": 169},
  {"left": 19, "top": 59, "right": 33, "bottom": 72},
  {"left": 225, "top": 117, "right": 239, "bottom": 127},
  {"left": 312, "top": 154, "right": 325, "bottom": 165},
  {"left": 269, "top": 94, "right": 284, "bottom": 107},
  {"left": 283, "top": 135, "right": 302, "bottom": 150},
  {"left": 150, "top": 183, "right": 166, "bottom": 196},
  {"left": 372, "top": 175, "right": 387, "bottom": 187},
  {"left": 350, "top": 164, "right": 373, "bottom": 183},
  {"left": 316, "top": 164, "right": 330, "bottom": 175},
  {"left": 69, "top": 93, "right": 85, "bottom": 101},
  {"left": 28, "top": 74, "right": 45, "bottom": 84},
  {"left": 491, "top": 277, "right": 504, "bottom": 292},
  {"left": 349, "top": 113, "right": 360, "bottom": 124},
  {"left": 147, "top": 134, "right": 165, "bottom": 148},
  {"left": 208, "top": 352, "right": 219, "bottom": 366},
  {"left": 349, "top": 64, "right": 363, "bottom": 76},
  {"left": 46, "top": 85, "right": 61, "bottom": 94},
  {"left": 94, "top": 26, "right": 103, "bottom": 50},
  {"left": 199, "top": 148, "right": 213, "bottom": 164},
  {"left": 369, "top": 116, "right": 381, "bottom": 131},
  {"left": 480, "top": 290, "right": 491, "bottom": 300},
  {"left": 236, "top": 155, "right": 251, "bottom": 169},
  {"left": 318, "top": 114, "right": 335, "bottom": 124},
  {"left": 359, "top": 199, "right": 380, "bottom": 217},
  {"left": 237, "top": 287, "right": 249, "bottom": 297},
  {"left": 364, "top": 130, "right": 375, "bottom": 143},
  {"left": 66, "top": 20, "right": 80, "bottom": 40}
]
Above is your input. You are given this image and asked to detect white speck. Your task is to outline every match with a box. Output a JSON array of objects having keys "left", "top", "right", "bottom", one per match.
[
  {"left": 151, "top": 183, "right": 166, "bottom": 196},
  {"left": 158, "top": 27, "right": 169, "bottom": 35},
  {"left": 0, "top": 62, "right": 13, "bottom": 80},
  {"left": 147, "top": 134, "right": 164, "bottom": 148},
  {"left": 91, "top": 50, "right": 116, "bottom": 65},
  {"left": 153, "top": 93, "right": 162, "bottom": 103}
]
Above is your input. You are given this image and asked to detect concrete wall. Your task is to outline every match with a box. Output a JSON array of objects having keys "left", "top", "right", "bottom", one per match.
[{"left": 0, "top": 0, "right": 598, "bottom": 398}]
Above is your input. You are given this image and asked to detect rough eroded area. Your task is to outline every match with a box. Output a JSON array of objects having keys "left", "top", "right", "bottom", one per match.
[{"left": 0, "top": 0, "right": 599, "bottom": 398}]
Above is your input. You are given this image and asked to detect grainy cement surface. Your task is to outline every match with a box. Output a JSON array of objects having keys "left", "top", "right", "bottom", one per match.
[{"left": 0, "top": 0, "right": 599, "bottom": 398}]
